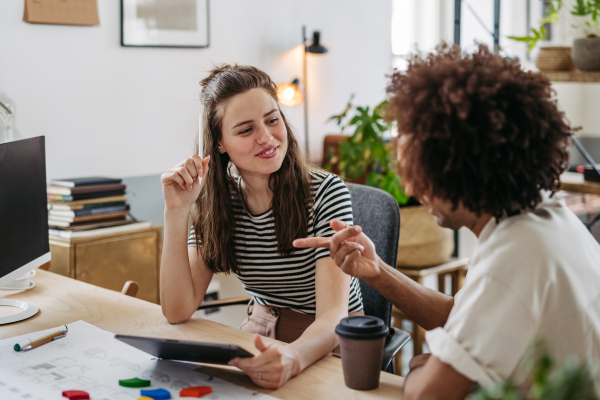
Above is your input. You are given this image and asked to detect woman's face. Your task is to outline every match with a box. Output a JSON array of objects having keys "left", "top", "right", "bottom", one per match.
[{"left": 219, "top": 88, "right": 288, "bottom": 177}]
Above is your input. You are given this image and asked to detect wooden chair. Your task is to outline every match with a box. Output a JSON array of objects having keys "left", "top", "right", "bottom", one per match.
[
  {"left": 391, "top": 257, "right": 469, "bottom": 374},
  {"left": 38, "top": 262, "right": 139, "bottom": 298},
  {"left": 121, "top": 281, "right": 139, "bottom": 297},
  {"left": 38, "top": 261, "right": 51, "bottom": 271}
]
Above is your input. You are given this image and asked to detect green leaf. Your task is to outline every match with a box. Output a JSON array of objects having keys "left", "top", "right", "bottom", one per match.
[
  {"left": 572, "top": 0, "right": 590, "bottom": 15},
  {"left": 327, "top": 98, "right": 408, "bottom": 203},
  {"left": 507, "top": 35, "right": 536, "bottom": 42}
]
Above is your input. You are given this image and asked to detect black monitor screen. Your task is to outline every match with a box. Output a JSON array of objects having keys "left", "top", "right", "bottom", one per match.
[{"left": 0, "top": 137, "right": 49, "bottom": 278}]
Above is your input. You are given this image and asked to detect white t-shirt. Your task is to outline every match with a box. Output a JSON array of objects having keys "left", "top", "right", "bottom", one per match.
[{"left": 426, "top": 193, "right": 600, "bottom": 392}]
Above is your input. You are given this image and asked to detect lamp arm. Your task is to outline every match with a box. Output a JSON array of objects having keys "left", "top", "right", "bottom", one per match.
[{"left": 303, "top": 26, "right": 309, "bottom": 157}]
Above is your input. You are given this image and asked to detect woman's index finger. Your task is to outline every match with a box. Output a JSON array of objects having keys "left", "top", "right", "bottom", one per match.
[
  {"left": 330, "top": 225, "right": 362, "bottom": 254},
  {"left": 293, "top": 237, "right": 331, "bottom": 249},
  {"left": 190, "top": 154, "right": 204, "bottom": 170}
]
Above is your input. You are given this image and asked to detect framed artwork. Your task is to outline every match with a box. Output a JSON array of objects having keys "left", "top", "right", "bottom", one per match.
[{"left": 121, "top": 0, "right": 209, "bottom": 48}]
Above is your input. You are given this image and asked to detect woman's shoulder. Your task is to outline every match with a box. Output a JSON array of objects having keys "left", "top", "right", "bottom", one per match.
[
  {"left": 309, "top": 170, "right": 350, "bottom": 201},
  {"left": 309, "top": 169, "right": 345, "bottom": 187}
]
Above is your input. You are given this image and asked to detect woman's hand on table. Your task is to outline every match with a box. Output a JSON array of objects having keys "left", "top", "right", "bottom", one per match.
[
  {"left": 293, "top": 220, "right": 381, "bottom": 281},
  {"left": 229, "top": 335, "right": 301, "bottom": 389}
]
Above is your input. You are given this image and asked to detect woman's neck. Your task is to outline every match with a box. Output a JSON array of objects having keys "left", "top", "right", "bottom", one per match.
[{"left": 238, "top": 170, "right": 272, "bottom": 215}]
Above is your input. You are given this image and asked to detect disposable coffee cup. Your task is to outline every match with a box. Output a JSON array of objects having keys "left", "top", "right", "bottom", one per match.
[{"left": 335, "top": 315, "right": 388, "bottom": 390}]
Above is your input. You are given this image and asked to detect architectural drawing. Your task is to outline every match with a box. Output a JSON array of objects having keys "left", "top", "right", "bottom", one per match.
[{"left": 0, "top": 321, "right": 275, "bottom": 400}]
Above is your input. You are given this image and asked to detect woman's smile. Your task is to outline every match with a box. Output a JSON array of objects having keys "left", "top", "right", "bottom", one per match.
[{"left": 256, "top": 145, "right": 279, "bottom": 158}]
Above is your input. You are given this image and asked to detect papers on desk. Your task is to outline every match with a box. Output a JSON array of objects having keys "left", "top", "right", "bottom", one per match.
[{"left": 0, "top": 321, "right": 276, "bottom": 400}]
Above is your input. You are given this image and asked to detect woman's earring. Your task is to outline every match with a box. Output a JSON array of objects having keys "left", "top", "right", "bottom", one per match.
[{"left": 219, "top": 149, "right": 225, "bottom": 155}]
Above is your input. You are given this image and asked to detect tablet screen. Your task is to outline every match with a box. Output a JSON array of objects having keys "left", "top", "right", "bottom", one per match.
[{"left": 115, "top": 335, "right": 254, "bottom": 365}]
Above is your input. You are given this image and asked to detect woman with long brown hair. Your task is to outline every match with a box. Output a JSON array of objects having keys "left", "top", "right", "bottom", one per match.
[{"left": 159, "top": 64, "right": 363, "bottom": 389}]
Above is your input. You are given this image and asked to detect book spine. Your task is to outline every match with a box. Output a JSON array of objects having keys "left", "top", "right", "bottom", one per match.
[
  {"left": 88, "top": 204, "right": 129, "bottom": 215},
  {"left": 47, "top": 191, "right": 126, "bottom": 201},
  {"left": 50, "top": 201, "right": 126, "bottom": 211},
  {"left": 50, "top": 178, "right": 122, "bottom": 187},
  {"left": 49, "top": 229, "right": 70, "bottom": 239},
  {"left": 50, "top": 221, "right": 151, "bottom": 239},
  {"left": 49, "top": 205, "right": 130, "bottom": 217}
]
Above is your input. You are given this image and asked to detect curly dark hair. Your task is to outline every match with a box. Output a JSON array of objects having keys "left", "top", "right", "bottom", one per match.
[{"left": 387, "top": 43, "right": 573, "bottom": 219}]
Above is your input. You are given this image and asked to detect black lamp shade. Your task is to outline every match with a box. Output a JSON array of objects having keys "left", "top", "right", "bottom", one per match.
[{"left": 306, "top": 31, "right": 328, "bottom": 54}]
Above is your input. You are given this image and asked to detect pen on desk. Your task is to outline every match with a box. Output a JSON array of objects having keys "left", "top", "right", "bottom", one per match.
[{"left": 13, "top": 325, "right": 68, "bottom": 352}]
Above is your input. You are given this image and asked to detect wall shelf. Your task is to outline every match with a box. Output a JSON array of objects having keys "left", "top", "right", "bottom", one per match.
[{"left": 544, "top": 71, "right": 600, "bottom": 83}]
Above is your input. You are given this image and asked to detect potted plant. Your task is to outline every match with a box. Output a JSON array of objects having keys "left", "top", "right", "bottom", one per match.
[
  {"left": 472, "top": 339, "right": 598, "bottom": 400},
  {"left": 508, "top": 0, "right": 600, "bottom": 71},
  {"left": 508, "top": 1, "right": 575, "bottom": 72},
  {"left": 325, "top": 97, "right": 455, "bottom": 268},
  {"left": 571, "top": 0, "right": 600, "bottom": 71}
]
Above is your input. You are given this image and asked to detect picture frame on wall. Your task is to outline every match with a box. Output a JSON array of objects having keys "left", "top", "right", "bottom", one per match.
[{"left": 121, "top": 0, "right": 209, "bottom": 48}]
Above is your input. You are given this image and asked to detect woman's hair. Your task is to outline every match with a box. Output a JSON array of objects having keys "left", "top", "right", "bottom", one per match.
[
  {"left": 387, "top": 43, "right": 573, "bottom": 219},
  {"left": 192, "top": 64, "right": 312, "bottom": 274}
]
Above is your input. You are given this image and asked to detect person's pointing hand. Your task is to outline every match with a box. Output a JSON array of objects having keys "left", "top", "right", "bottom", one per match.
[{"left": 293, "top": 220, "right": 381, "bottom": 280}]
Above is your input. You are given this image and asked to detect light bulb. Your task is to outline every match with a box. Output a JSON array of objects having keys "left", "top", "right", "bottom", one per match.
[{"left": 283, "top": 87, "right": 295, "bottom": 100}]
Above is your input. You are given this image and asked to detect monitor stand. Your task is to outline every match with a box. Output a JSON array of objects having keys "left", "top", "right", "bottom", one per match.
[{"left": 0, "top": 299, "right": 39, "bottom": 325}]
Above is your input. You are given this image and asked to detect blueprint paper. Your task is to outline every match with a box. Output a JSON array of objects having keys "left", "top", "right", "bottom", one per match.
[{"left": 0, "top": 320, "right": 275, "bottom": 400}]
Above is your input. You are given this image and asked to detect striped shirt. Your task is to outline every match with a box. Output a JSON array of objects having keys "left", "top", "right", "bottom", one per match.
[{"left": 188, "top": 170, "right": 364, "bottom": 315}]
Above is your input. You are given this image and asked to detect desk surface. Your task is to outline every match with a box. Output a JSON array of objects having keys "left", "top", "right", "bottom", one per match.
[
  {"left": 0, "top": 270, "right": 404, "bottom": 400},
  {"left": 560, "top": 172, "right": 600, "bottom": 195}
]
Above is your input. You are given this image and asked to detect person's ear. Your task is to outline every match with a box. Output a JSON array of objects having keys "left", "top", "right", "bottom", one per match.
[{"left": 217, "top": 141, "right": 226, "bottom": 155}]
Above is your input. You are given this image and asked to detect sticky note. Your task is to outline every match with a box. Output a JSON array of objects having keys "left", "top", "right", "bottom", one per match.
[
  {"left": 180, "top": 386, "right": 212, "bottom": 397},
  {"left": 62, "top": 390, "right": 90, "bottom": 400},
  {"left": 119, "top": 377, "right": 151, "bottom": 388},
  {"left": 140, "top": 388, "right": 171, "bottom": 400}
]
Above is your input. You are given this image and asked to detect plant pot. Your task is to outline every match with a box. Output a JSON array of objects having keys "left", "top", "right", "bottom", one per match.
[
  {"left": 572, "top": 37, "right": 600, "bottom": 72},
  {"left": 535, "top": 46, "right": 575, "bottom": 72},
  {"left": 397, "top": 205, "right": 454, "bottom": 268}
]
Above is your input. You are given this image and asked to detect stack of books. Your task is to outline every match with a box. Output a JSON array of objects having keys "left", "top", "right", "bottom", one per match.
[{"left": 47, "top": 177, "right": 150, "bottom": 239}]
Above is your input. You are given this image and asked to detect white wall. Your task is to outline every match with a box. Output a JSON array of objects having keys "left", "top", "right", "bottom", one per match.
[{"left": 0, "top": 1, "right": 392, "bottom": 180}]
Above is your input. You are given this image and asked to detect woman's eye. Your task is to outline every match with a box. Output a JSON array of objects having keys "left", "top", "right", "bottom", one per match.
[
  {"left": 268, "top": 117, "right": 278, "bottom": 124},
  {"left": 239, "top": 127, "right": 252, "bottom": 135}
]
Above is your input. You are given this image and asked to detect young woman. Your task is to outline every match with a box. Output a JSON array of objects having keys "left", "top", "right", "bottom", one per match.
[{"left": 159, "top": 64, "right": 364, "bottom": 389}]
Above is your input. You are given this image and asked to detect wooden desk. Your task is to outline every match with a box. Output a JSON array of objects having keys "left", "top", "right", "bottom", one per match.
[
  {"left": 560, "top": 172, "right": 600, "bottom": 195},
  {"left": 0, "top": 270, "right": 404, "bottom": 399}
]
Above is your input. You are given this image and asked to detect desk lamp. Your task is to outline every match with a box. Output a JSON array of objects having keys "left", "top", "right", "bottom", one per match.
[
  {"left": 277, "top": 79, "right": 304, "bottom": 107},
  {"left": 276, "top": 26, "right": 328, "bottom": 157}
]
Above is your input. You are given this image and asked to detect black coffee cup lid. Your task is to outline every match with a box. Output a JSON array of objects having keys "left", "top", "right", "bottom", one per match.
[{"left": 335, "top": 316, "right": 388, "bottom": 340}]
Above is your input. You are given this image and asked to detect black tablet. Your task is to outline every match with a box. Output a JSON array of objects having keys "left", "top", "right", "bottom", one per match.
[{"left": 114, "top": 334, "right": 254, "bottom": 365}]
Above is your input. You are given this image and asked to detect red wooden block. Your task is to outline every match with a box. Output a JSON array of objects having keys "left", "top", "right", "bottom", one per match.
[
  {"left": 62, "top": 390, "right": 90, "bottom": 400},
  {"left": 180, "top": 386, "right": 212, "bottom": 398}
]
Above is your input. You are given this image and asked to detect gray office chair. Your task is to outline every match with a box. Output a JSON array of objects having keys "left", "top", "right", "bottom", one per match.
[{"left": 199, "top": 183, "right": 410, "bottom": 373}]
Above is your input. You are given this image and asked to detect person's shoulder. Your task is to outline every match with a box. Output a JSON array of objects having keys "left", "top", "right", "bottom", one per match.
[
  {"left": 310, "top": 169, "right": 335, "bottom": 182},
  {"left": 309, "top": 169, "right": 345, "bottom": 186},
  {"left": 492, "top": 194, "right": 578, "bottom": 251},
  {"left": 474, "top": 194, "right": 597, "bottom": 281},
  {"left": 309, "top": 170, "right": 348, "bottom": 196}
]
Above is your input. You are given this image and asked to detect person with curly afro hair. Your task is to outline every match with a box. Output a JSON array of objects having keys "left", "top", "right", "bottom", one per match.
[{"left": 295, "top": 43, "right": 600, "bottom": 398}]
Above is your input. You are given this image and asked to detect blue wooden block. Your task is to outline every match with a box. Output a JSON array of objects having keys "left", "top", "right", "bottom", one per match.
[{"left": 140, "top": 388, "right": 171, "bottom": 400}]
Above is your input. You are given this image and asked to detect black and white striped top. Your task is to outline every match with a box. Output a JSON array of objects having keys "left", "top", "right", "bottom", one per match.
[{"left": 188, "top": 170, "right": 364, "bottom": 315}]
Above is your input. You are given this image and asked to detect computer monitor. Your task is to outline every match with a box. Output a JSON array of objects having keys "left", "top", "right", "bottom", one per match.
[{"left": 0, "top": 136, "right": 50, "bottom": 324}]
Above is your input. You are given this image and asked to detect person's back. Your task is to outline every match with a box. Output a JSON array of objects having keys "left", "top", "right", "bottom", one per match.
[{"left": 441, "top": 193, "right": 600, "bottom": 389}]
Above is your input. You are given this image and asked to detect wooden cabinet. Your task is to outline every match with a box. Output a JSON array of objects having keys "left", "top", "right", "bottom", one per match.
[{"left": 48, "top": 226, "right": 162, "bottom": 303}]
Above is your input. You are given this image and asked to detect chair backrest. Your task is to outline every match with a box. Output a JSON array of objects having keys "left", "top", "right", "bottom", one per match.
[{"left": 345, "top": 183, "right": 400, "bottom": 328}]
